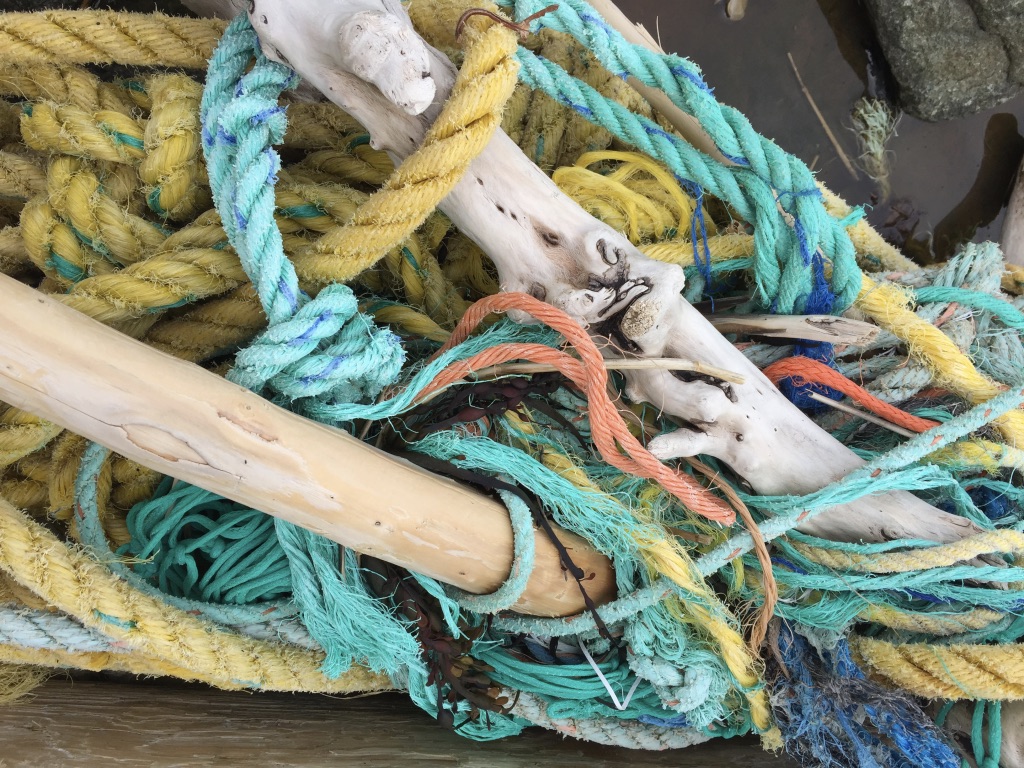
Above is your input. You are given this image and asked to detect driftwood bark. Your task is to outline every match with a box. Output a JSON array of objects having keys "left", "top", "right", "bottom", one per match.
[
  {"left": 186, "top": 0, "right": 988, "bottom": 547},
  {"left": 0, "top": 273, "right": 614, "bottom": 617}
]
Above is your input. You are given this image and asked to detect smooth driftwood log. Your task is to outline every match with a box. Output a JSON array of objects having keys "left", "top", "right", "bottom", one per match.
[
  {"left": 190, "top": 0, "right": 988, "bottom": 547},
  {"left": 0, "top": 273, "right": 614, "bottom": 617}
]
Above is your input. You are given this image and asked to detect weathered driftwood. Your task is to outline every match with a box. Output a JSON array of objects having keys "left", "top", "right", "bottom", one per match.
[
  {"left": 1003, "top": 156, "right": 1024, "bottom": 267},
  {"left": 183, "top": 0, "right": 987, "bottom": 547},
  {"left": 0, "top": 273, "right": 614, "bottom": 617}
]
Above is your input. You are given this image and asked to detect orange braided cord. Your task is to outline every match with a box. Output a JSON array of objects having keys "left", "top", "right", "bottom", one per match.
[{"left": 431, "top": 293, "right": 735, "bottom": 524}]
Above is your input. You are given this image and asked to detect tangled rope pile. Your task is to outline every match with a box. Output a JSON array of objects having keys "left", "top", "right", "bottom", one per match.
[{"left": 0, "top": 1, "right": 1023, "bottom": 765}]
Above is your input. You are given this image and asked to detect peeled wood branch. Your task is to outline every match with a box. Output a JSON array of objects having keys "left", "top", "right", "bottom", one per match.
[
  {"left": 0, "top": 274, "right": 614, "bottom": 618},
  {"left": 202, "top": 0, "right": 986, "bottom": 547}
]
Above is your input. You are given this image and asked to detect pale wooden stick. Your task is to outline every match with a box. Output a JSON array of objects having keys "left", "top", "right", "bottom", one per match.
[
  {"left": 0, "top": 274, "right": 614, "bottom": 617},
  {"left": 806, "top": 392, "right": 917, "bottom": 438},
  {"left": 786, "top": 52, "right": 859, "bottom": 181},
  {"left": 708, "top": 314, "right": 880, "bottom": 346},
  {"left": 1003, "top": 156, "right": 1024, "bottom": 267}
]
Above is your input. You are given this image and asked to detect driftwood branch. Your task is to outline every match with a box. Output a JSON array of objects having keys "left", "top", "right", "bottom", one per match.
[
  {"left": 192, "top": 0, "right": 986, "bottom": 547},
  {"left": 0, "top": 274, "right": 614, "bottom": 618}
]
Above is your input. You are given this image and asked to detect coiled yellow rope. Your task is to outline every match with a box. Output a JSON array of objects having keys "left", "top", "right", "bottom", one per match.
[{"left": 852, "top": 636, "right": 1024, "bottom": 701}]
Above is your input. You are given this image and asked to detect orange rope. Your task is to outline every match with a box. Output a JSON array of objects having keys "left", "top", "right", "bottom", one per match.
[
  {"left": 428, "top": 293, "right": 736, "bottom": 525},
  {"left": 762, "top": 356, "right": 940, "bottom": 434}
]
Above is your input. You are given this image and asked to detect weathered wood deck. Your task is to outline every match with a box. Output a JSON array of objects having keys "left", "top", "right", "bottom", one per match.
[{"left": 0, "top": 679, "right": 798, "bottom": 766}]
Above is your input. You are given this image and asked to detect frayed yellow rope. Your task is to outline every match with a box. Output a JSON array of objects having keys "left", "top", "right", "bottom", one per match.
[{"left": 0, "top": 495, "right": 389, "bottom": 694}]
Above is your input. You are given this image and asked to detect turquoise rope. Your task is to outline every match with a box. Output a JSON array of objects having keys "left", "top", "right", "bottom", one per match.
[
  {"left": 503, "top": 0, "right": 862, "bottom": 314},
  {"left": 914, "top": 286, "right": 1024, "bottom": 330}
]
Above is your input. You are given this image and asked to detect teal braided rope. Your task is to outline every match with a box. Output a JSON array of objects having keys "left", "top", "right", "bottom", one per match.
[
  {"left": 914, "top": 286, "right": 1024, "bottom": 330},
  {"left": 504, "top": 0, "right": 862, "bottom": 313},
  {"left": 200, "top": 14, "right": 405, "bottom": 404}
]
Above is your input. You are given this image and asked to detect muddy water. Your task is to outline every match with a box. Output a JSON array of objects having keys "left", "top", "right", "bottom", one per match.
[{"left": 620, "top": 0, "right": 1024, "bottom": 262}]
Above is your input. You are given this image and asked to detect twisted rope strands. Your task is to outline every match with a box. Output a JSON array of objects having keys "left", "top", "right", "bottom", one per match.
[
  {"left": 0, "top": 226, "right": 31, "bottom": 276},
  {"left": 21, "top": 102, "right": 145, "bottom": 164},
  {"left": 47, "top": 157, "right": 166, "bottom": 266},
  {"left": 0, "top": 62, "right": 137, "bottom": 114},
  {"left": 793, "top": 529, "right": 1024, "bottom": 574},
  {"left": 0, "top": 407, "right": 62, "bottom": 472},
  {"left": 300, "top": 20, "right": 521, "bottom": 286},
  {"left": 0, "top": 453, "right": 49, "bottom": 518},
  {"left": 20, "top": 196, "right": 117, "bottom": 288},
  {"left": 861, "top": 605, "right": 1004, "bottom": 637},
  {"left": 0, "top": 495, "right": 388, "bottom": 693},
  {"left": 59, "top": 243, "right": 247, "bottom": 324},
  {"left": 140, "top": 75, "right": 210, "bottom": 221},
  {"left": 292, "top": 147, "right": 393, "bottom": 187},
  {"left": 142, "top": 285, "right": 267, "bottom": 364},
  {"left": 0, "top": 151, "right": 45, "bottom": 201},
  {"left": 0, "top": 12, "right": 225, "bottom": 69},
  {"left": 852, "top": 636, "right": 1024, "bottom": 700},
  {"left": 856, "top": 275, "right": 1024, "bottom": 445}
]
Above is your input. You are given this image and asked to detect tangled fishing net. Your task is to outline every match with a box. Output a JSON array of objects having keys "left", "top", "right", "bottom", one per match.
[{"left": 1, "top": 1, "right": 1023, "bottom": 764}]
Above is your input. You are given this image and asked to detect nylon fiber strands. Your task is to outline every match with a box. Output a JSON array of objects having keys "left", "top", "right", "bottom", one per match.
[{"left": 0, "top": 2, "right": 1021, "bottom": 766}]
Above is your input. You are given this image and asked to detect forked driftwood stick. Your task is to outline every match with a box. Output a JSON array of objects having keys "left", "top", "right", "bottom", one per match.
[
  {"left": 201, "top": 0, "right": 985, "bottom": 547},
  {"left": 0, "top": 273, "right": 614, "bottom": 618}
]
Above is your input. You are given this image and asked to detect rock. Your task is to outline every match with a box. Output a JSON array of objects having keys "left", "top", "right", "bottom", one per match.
[{"left": 864, "top": 0, "right": 1024, "bottom": 121}]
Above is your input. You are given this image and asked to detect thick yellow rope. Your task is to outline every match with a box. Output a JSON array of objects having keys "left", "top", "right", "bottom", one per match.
[
  {"left": 0, "top": 495, "right": 389, "bottom": 694},
  {"left": 0, "top": 62, "right": 137, "bottom": 113},
  {"left": 0, "top": 12, "right": 225, "bottom": 69},
  {"left": 852, "top": 636, "right": 1024, "bottom": 700},
  {"left": 0, "top": 408, "right": 62, "bottom": 471},
  {"left": 47, "top": 156, "right": 166, "bottom": 266},
  {"left": 299, "top": 20, "right": 520, "bottom": 286},
  {"left": 855, "top": 274, "right": 1024, "bottom": 446},
  {"left": 140, "top": 75, "right": 211, "bottom": 221},
  {"left": 860, "top": 604, "right": 1004, "bottom": 637},
  {"left": 22, "top": 101, "right": 146, "bottom": 164},
  {"left": 792, "top": 529, "right": 1024, "bottom": 574},
  {"left": 0, "top": 151, "right": 46, "bottom": 201}
]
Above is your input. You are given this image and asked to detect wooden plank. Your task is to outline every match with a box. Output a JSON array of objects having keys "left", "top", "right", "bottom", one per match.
[{"left": 0, "top": 679, "right": 797, "bottom": 767}]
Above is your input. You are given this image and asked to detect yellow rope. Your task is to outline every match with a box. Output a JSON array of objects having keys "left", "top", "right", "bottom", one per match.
[
  {"left": 299, "top": 19, "right": 519, "bottom": 287},
  {"left": 855, "top": 274, "right": 1024, "bottom": 446},
  {"left": 860, "top": 604, "right": 1004, "bottom": 637},
  {"left": 140, "top": 75, "right": 210, "bottom": 221},
  {"left": 0, "top": 12, "right": 225, "bottom": 69},
  {"left": 21, "top": 101, "right": 146, "bottom": 164},
  {"left": 928, "top": 438, "right": 1024, "bottom": 473},
  {"left": 47, "top": 156, "right": 166, "bottom": 266},
  {"left": 0, "top": 151, "right": 46, "bottom": 201},
  {"left": 792, "top": 528, "right": 1024, "bottom": 574},
  {"left": 852, "top": 635, "right": 1024, "bottom": 700},
  {"left": 0, "top": 494, "right": 389, "bottom": 694},
  {"left": 0, "top": 407, "right": 62, "bottom": 472},
  {"left": 0, "top": 62, "right": 138, "bottom": 113}
]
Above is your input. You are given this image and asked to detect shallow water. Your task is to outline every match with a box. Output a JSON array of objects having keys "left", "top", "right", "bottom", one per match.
[{"left": 620, "top": 0, "right": 1024, "bottom": 262}]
